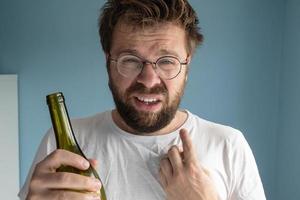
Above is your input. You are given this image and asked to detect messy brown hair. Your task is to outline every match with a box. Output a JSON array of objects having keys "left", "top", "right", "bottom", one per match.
[{"left": 98, "top": 0, "right": 203, "bottom": 55}]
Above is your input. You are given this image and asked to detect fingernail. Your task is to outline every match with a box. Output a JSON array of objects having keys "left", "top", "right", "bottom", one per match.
[
  {"left": 178, "top": 145, "right": 183, "bottom": 152},
  {"left": 90, "top": 193, "right": 100, "bottom": 200},
  {"left": 93, "top": 179, "right": 102, "bottom": 190},
  {"left": 83, "top": 160, "right": 90, "bottom": 168},
  {"left": 91, "top": 190, "right": 101, "bottom": 200}
]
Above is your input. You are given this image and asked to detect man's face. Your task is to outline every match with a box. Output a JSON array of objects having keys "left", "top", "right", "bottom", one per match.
[{"left": 108, "top": 21, "right": 189, "bottom": 134}]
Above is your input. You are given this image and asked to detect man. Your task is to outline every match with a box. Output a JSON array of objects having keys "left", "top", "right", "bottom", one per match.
[{"left": 19, "top": 0, "right": 266, "bottom": 199}]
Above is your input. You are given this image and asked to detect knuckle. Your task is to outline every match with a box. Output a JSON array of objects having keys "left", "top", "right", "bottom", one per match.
[
  {"left": 35, "top": 155, "right": 52, "bottom": 172},
  {"left": 165, "top": 186, "right": 171, "bottom": 193},
  {"left": 168, "top": 146, "right": 178, "bottom": 156},
  {"left": 52, "top": 149, "right": 64, "bottom": 158},
  {"left": 34, "top": 161, "right": 43, "bottom": 172},
  {"left": 57, "top": 190, "right": 67, "bottom": 200},
  {"left": 187, "top": 163, "right": 196, "bottom": 172},
  {"left": 165, "top": 183, "right": 176, "bottom": 193},
  {"left": 26, "top": 192, "right": 38, "bottom": 200},
  {"left": 184, "top": 141, "right": 193, "bottom": 152},
  {"left": 48, "top": 150, "right": 59, "bottom": 162},
  {"left": 29, "top": 177, "right": 39, "bottom": 189},
  {"left": 29, "top": 173, "right": 44, "bottom": 191},
  {"left": 27, "top": 179, "right": 45, "bottom": 200},
  {"left": 185, "top": 143, "right": 192, "bottom": 151},
  {"left": 172, "top": 172, "right": 181, "bottom": 180},
  {"left": 57, "top": 172, "right": 70, "bottom": 183},
  {"left": 186, "top": 164, "right": 200, "bottom": 178},
  {"left": 160, "top": 159, "right": 172, "bottom": 173},
  {"left": 160, "top": 158, "right": 168, "bottom": 167},
  {"left": 83, "top": 177, "right": 94, "bottom": 189},
  {"left": 173, "top": 168, "right": 184, "bottom": 179}
]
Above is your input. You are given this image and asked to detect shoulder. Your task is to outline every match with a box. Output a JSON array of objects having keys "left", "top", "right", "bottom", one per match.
[
  {"left": 185, "top": 112, "right": 265, "bottom": 199},
  {"left": 186, "top": 110, "right": 245, "bottom": 145},
  {"left": 70, "top": 110, "right": 113, "bottom": 142},
  {"left": 43, "top": 110, "right": 113, "bottom": 150},
  {"left": 71, "top": 110, "right": 111, "bottom": 129}
]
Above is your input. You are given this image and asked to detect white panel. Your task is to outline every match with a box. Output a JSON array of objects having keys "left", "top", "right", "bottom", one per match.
[{"left": 0, "top": 75, "right": 19, "bottom": 199}]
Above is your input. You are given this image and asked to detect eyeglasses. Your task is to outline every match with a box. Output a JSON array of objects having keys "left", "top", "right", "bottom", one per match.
[{"left": 109, "top": 54, "right": 188, "bottom": 80}]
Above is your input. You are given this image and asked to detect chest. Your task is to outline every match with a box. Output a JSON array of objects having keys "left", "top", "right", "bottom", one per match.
[
  {"left": 96, "top": 140, "right": 166, "bottom": 200},
  {"left": 88, "top": 137, "right": 231, "bottom": 200}
]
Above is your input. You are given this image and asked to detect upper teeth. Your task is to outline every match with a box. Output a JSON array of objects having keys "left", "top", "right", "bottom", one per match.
[{"left": 137, "top": 97, "right": 158, "bottom": 103}]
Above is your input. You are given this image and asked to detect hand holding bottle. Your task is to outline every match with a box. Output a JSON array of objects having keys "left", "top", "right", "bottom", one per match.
[
  {"left": 26, "top": 149, "right": 102, "bottom": 200},
  {"left": 159, "top": 129, "right": 218, "bottom": 200}
]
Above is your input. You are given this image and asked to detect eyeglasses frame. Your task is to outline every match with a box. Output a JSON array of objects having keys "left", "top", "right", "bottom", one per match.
[{"left": 108, "top": 53, "right": 189, "bottom": 80}]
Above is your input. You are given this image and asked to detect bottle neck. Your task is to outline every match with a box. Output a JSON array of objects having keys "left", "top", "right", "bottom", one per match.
[{"left": 48, "top": 100, "right": 78, "bottom": 151}]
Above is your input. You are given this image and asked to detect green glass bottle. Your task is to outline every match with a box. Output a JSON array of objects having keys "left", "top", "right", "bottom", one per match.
[{"left": 46, "top": 92, "right": 107, "bottom": 200}]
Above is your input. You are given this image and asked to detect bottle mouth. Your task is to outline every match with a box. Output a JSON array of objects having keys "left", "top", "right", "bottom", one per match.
[{"left": 46, "top": 92, "right": 64, "bottom": 105}]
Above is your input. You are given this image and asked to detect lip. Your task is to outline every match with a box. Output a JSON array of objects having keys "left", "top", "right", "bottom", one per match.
[
  {"left": 131, "top": 94, "right": 164, "bottom": 112},
  {"left": 135, "top": 94, "right": 163, "bottom": 101}
]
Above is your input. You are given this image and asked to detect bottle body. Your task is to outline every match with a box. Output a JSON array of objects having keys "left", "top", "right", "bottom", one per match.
[{"left": 47, "top": 92, "right": 106, "bottom": 200}]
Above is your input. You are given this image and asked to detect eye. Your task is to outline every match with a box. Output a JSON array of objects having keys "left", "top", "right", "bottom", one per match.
[
  {"left": 158, "top": 57, "right": 176, "bottom": 65},
  {"left": 120, "top": 56, "right": 140, "bottom": 65},
  {"left": 157, "top": 57, "right": 178, "bottom": 70},
  {"left": 118, "top": 55, "right": 142, "bottom": 71}
]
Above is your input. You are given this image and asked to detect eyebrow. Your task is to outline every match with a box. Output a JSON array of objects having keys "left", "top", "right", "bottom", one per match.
[
  {"left": 157, "top": 49, "right": 180, "bottom": 57},
  {"left": 115, "top": 49, "right": 181, "bottom": 58},
  {"left": 115, "top": 49, "right": 139, "bottom": 56}
]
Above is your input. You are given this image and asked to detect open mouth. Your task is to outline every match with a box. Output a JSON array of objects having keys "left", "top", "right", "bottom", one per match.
[
  {"left": 136, "top": 96, "right": 161, "bottom": 105},
  {"left": 133, "top": 95, "right": 163, "bottom": 111}
]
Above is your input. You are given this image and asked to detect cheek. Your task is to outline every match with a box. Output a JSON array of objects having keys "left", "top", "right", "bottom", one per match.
[
  {"left": 166, "top": 75, "right": 186, "bottom": 98},
  {"left": 110, "top": 70, "right": 132, "bottom": 95},
  {"left": 165, "top": 82, "right": 182, "bottom": 102}
]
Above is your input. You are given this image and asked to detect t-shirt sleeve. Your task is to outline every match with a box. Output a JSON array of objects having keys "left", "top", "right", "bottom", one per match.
[
  {"left": 229, "top": 132, "right": 266, "bottom": 200},
  {"left": 18, "top": 129, "right": 56, "bottom": 200}
]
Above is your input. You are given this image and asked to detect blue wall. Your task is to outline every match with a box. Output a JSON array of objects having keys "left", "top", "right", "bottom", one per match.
[
  {"left": 276, "top": 0, "right": 300, "bottom": 199},
  {"left": 0, "top": 0, "right": 297, "bottom": 199}
]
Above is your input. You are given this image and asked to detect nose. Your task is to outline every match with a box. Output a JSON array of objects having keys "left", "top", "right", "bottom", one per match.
[{"left": 136, "top": 62, "right": 161, "bottom": 88}]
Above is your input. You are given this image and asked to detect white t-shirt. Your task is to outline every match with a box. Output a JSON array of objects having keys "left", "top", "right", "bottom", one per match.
[{"left": 19, "top": 110, "right": 266, "bottom": 200}]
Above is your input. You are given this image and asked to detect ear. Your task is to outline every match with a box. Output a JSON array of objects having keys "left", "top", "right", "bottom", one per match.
[
  {"left": 185, "top": 55, "right": 191, "bottom": 83},
  {"left": 105, "top": 53, "right": 111, "bottom": 74},
  {"left": 105, "top": 53, "right": 109, "bottom": 61},
  {"left": 187, "top": 54, "right": 192, "bottom": 65}
]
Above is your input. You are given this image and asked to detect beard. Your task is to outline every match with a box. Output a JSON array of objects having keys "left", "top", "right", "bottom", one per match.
[{"left": 109, "top": 78, "right": 185, "bottom": 134}]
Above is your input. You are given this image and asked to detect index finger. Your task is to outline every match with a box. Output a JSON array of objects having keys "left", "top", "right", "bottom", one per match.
[
  {"left": 179, "top": 129, "right": 196, "bottom": 164},
  {"left": 38, "top": 149, "right": 90, "bottom": 172}
]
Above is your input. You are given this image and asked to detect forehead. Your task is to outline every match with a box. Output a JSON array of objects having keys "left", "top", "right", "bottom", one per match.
[{"left": 110, "top": 21, "right": 188, "bottom": 57}]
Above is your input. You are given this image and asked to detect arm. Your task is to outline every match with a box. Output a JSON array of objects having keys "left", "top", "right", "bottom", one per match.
[{"left": 230, "top": 133, "right": 266, "bottom": 200}]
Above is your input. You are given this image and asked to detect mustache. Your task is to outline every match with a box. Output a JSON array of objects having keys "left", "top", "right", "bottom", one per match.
[{"left": 126, "top": 82, "right": 168, "bottom": 95}]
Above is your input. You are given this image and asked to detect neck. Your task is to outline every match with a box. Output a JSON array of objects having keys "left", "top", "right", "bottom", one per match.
[{"left": 111, "top": 109, "right": 187, "bottom": 136}]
